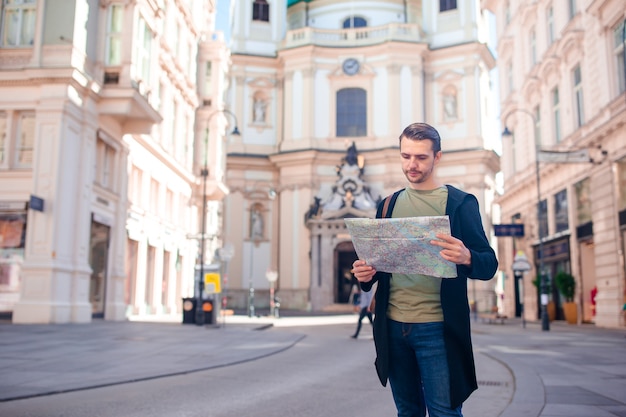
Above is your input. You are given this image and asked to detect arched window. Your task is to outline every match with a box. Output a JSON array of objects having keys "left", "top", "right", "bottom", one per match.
[
  {"left": 336, "top": 88, "right": 366, "bottom": 137},
  {"left": 342, "top": 17, "right": 367, "bottom": 29},
  {"left": 253, "top": 0, "right": 269, "bottom": 22}
]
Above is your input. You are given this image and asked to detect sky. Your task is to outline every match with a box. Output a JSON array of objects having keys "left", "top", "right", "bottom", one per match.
[{"left": 215, "top": 0, "right": 232, "bottom": 41}]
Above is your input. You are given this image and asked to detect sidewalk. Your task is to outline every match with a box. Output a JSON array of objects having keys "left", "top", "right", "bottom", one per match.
[
  {"left": 0, "top": 312, "right": 368, "bottom": 403},
  {"left": 0, "top": 315, "right": 304, "bottom": 402},
  {"left": 470, "top": 318, "right": 626, "bottom": 417},
  {"left": 1, "top": 314, "right": 625, "bottom": 417}
]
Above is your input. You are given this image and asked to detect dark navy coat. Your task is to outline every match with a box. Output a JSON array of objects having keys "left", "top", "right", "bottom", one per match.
[{"left": 360, "top": 185, "right": 498, "bottom": 409}]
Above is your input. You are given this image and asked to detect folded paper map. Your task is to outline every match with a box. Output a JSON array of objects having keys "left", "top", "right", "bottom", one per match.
[{"left": 344, "top": 216, "right": 457, "bottom": 278}]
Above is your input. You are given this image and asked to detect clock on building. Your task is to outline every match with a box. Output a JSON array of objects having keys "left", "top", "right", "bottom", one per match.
[{"left": 342, "top": 58, "right": 360, "bottom": 75}]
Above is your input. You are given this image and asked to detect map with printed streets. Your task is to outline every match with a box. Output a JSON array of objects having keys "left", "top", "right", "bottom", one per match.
[{"left": 345, "top": 216, "right": 457, "bottom": 278}]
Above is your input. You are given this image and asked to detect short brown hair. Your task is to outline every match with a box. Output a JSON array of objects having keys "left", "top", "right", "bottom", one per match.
[{"left": 399, "top": 123, "right": 442, "bottom": 154}]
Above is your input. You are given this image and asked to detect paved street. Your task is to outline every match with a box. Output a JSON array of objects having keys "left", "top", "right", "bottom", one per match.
[{"left": 0, "top": 314, "right": 625, "bottom": 416}]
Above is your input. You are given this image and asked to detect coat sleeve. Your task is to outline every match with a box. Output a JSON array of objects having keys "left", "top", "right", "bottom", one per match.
[
  {"left": 358, "top": 197, "right": 388, "bottom": 292},
  {"left": 454, "top": 194, "right": 498, "bottom": 280}
]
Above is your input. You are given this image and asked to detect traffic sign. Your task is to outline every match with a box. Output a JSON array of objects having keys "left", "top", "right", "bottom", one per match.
[
  {"left": 494, "top": 224, "right": 524, "bottom": 237},
  {"left": 204, "top": 273, "right": 221, "bottom": 293}
]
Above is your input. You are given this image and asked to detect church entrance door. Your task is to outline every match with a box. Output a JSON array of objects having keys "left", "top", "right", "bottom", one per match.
[{"left": 335, "top": 241, "right": 358, "bottom": 304}]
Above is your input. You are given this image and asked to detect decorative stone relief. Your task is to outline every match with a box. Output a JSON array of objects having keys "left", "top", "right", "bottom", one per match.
[{"left": 304, "top": 142, "right": 379, "bottom": 223}]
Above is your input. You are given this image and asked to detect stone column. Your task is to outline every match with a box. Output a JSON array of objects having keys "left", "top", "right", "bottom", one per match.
[
  {"left": 105, "top": 141, "right": 130, "bottom": 320},
  {"left": 13, "top": 105, "right": 93, "bottom": 323},
  {"left": 388, "top": 64, "right": 401, "bottom": 132},
  {"left": 309, "top": 230, "right": 321, "bottom": 308},
  {"left": 592, "top": 163, "right": 623, "bottom": 327},
  {"left": 301, "top": 68, "right": 315, "bottom": 143}
]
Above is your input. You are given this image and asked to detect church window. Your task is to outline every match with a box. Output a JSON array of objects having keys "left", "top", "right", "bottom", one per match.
[
  {"left": 439, "top": 0, "right": 456, "bottom": 12},
  {"left": 252, "top": 0, "right": 269, "bottom": 22},
  {"left": 336, "top": 88, "right": 366, "bottom": 137},
  {"left": 439, "top": 0, "right": 457, "bottom": 12},
  {"left": 342, "top": 16, "right": 367, "bottom": 29}
]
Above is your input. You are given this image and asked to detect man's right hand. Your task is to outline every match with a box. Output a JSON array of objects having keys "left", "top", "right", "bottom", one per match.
[{"left": 351, "top": 259, "right": 376, "bottom": 283}]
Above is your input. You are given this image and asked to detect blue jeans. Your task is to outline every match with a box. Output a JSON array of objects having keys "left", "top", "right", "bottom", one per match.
[{"left": 387, "top": 320, "right": 463, "bottom": 417}]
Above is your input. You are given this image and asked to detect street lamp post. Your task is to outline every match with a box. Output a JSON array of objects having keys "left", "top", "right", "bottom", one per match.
[
  {"left": 502, "top": 109, "right": 550, "bottom": 331},
  {"left": 195, "top": 109, "right": 240, "bottom": 326},
  {"left": 512, "top": 250, "right": 532, "bottom": 329}
]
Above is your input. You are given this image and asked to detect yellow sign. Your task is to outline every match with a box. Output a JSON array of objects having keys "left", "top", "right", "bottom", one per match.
[{"left": 204, "top": 273, "right": 221, "bottom": 294}]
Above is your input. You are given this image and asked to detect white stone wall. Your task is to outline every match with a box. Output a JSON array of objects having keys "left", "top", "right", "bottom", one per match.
[
  {"left": 486, "top": 0, "right": 626, "bottom": 327},
  {"left": 0, "top": 0, "right": 224, "bottom": 323},
  {"left": 223, "top": 0, "right": 500, "bottom": 311}
]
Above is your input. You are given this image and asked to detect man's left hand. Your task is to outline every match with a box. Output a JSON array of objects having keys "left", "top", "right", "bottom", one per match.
[{"left": 431, "top": 233, "right": 471, "bottom": 266}]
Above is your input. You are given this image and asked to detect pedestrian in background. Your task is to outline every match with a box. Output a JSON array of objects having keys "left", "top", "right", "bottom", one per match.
[
  {"left": 351, "top": 122, "right": 498, "bottom": 417},
  {"left": 351, "top": 287, "right": 374, "bottom": 339},
  {"left": 350, "top": 282, "right": 361, "bottom": 312}
]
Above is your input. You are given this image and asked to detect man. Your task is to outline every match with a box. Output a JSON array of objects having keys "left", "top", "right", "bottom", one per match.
[
  {"left": 351, "top": 287, "right": 374, "bottom": 339},
  {"left": 351, "top": 122, "right": 497, "bottom": 417}
]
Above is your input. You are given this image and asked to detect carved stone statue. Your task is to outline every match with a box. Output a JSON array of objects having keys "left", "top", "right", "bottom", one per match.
[
  {"left": 253, "top": 98, "right": 266, "bottom": 123},
  {"left": 443, "top": 93, "right": 457, "bottom": 119},
  {"left": 345, "top": 141, "right": 358, "bottom": 166},
  {"left": 251, "top": 208, "right": 264, "bottom": 239}
]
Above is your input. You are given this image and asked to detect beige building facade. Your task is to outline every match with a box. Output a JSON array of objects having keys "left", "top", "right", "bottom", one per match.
[
  {"left": 484, "top": 0, "right": 626, "bottom": 328},
  {"left": 220, "top": 0, "right": 502, "bottom": 313},
  {"left": 0, "top": 0, "right": 229, "bottom": 323}
]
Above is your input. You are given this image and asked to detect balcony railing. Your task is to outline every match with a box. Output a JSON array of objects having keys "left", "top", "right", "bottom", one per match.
[{"left": 280, "top": 23, "right": 424, "bottom": 49}]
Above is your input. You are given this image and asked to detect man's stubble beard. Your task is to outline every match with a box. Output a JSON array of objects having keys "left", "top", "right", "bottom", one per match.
[{"left": 404, "top": 164, "right": 433, "bottom": 185}]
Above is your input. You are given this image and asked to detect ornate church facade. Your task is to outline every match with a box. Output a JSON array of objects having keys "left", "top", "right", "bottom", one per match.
[{"left": 219, "top": 0, "right": 501, "bottom": 312}]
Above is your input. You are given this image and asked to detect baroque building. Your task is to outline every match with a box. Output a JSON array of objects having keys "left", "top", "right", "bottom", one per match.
[
  {"left": 220, "top": 0, "right": 501, "bottom": 312},
  {"left": 484, "top": 0, "right": 626, "bottom": 328},
  {"left": 0, "top": 0, "right": 229, "bottom": 323}
]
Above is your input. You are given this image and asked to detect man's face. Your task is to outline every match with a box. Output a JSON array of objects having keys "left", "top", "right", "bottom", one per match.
[{"left": 400, "top": 137, "right": 441, "bottom": 189}]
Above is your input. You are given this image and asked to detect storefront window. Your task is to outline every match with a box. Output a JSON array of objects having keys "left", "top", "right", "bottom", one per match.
[
  {"left": 554, "top": 189, "right": 568, "bottom": 233},
  {"left": 0, "top": 211, "right": 26, "bottom": 296}
]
